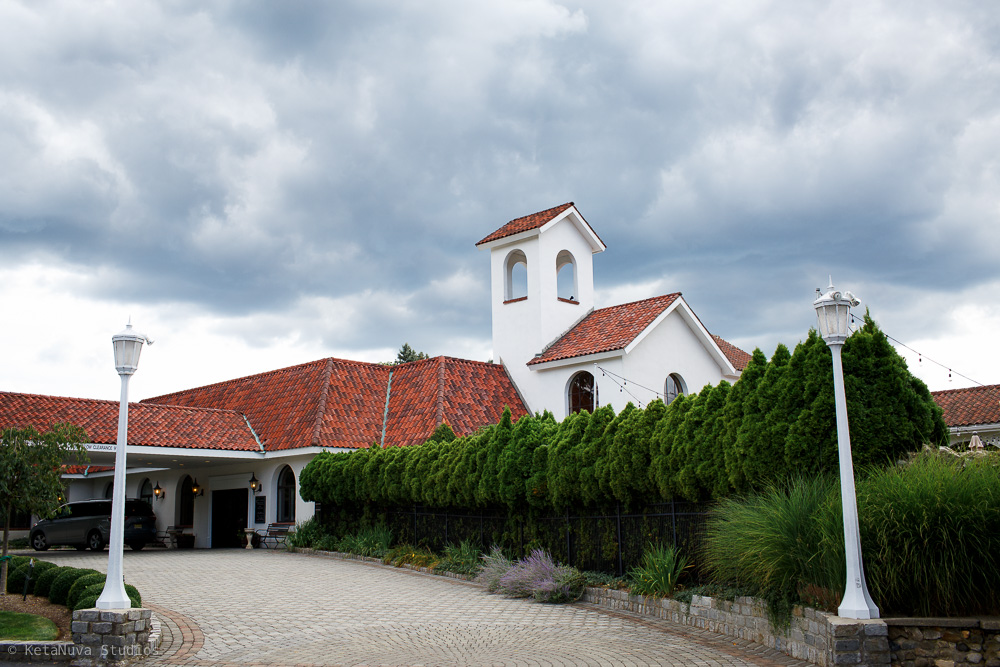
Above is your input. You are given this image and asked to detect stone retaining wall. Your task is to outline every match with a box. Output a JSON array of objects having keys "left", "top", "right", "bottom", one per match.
[
  {"left": 886, "top": 617, "right": 1000, "bottom": 667},
  {"left": 582, "top": 588, "right": 888, "bottom": 666}
]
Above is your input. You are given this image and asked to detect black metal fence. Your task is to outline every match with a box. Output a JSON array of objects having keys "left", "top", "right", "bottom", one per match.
[{"left": 325, "top": 501, "right": 708, "bottom": 576}]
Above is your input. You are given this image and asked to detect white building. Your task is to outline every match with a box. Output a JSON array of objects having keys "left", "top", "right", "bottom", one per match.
[
  {"left": 477, "top": 202, "right": 747, "bottom": 420},
  {"left": 2, "top": 201, "right": 751, "bottom": 547}
]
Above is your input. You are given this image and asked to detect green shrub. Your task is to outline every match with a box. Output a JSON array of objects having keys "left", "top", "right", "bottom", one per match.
[
  {"left": 68, "top": 573, "right": 107, "bottom": 609},
  {"left": 49, "top": 568, "right": 99, "bottom": 606},
  {"left": 435, "top": 540, "right": 482, "bottom": 576},
  {"left": 628, "top": 544, "right": 689, "bottom": 598},
  {"left": 336, "top": 524, "right": 392, "bottom": 558},
  {"left": 5, "top": 560, "right": 56, "bottom": 595},
  {"left": 73, "top": 582, "right": 140, "bottom": 611},
  {"left": 286, "top": 517, "right": 327, "bottom": 549},
  {"left": 382, "top": 544, "right": 438, "bottom": 569},
  {"left": 859, "top": 453, "right": 1000, "bottom": 616},
  {"left": 33, "top": 565, "right": 65, "bottom": 598},
  {"left": 701, "top": 455, "right": 1000, "bottom": 618}
]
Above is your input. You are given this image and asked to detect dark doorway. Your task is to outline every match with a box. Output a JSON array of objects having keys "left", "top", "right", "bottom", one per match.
[{"left": 211, "top": 488, "right": 248, "bottom": 548}]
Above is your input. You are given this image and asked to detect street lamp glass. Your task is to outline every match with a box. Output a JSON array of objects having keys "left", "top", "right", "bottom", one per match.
[
  {"left": 813, "top": 283, "right": 859, "bottom": 345},
  {"left": 112, "top": 323, "right": 152, "bottom": 375}
]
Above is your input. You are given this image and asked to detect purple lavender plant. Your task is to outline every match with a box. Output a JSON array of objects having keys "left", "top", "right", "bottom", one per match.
[
  {"left": 497, "top": 549, "right": 584, "bottom": 602},
  {"left": 475, "top": 545, "right": 514, "bottom": 593}
]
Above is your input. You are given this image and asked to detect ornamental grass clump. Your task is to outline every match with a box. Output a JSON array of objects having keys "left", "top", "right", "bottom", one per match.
[
  {"left": 496, "top": 549, "right": 585, "bottom": 603},
  {"left": 436, "top": 540, "right": 482, "bottom": 576},
  {"left": 475, "top": 546, "right": 514, "bottom": 592},
  {"left": 336, "top": 524, "right": 393, "bottom": 558},
  {"left": 628, "top": 544, "right": 689, "bottom": 598}
]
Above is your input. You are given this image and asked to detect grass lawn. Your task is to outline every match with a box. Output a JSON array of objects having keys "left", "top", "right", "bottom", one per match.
[{"left": 0, "top": 610, "right": 59, "bottom": 640}]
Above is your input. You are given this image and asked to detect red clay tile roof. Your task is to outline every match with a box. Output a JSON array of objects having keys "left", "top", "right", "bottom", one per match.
[
  {"left": 712, "top": 335, "right": 752, "bottom": 372},
  {"left": 528, "top": 294, "right": 682, "bottom": 365},
  {"left": 147, "top": 358, "right": 388, "bottom": 452},
  {"left": 476, "top": 203, "right": 576, "bottom": 246},
  {"left": 931, "top": 384, "right": 1000, "bottom": 428},
  {"left": 0, "top": 392, "right": 260, "bottom": 450},
  {"left": 64, "top": 465, "right": 114, "bottom": 475},
  {"left": 384, "top": 357, "right": 530, "bottom": 447},
  {"left": 146, "top": 356, "right": 530, "bottom": 451}
]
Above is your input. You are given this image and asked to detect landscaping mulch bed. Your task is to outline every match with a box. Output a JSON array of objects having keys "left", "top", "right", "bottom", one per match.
[{"left": 0, "top": 593, "right": 73, "bottom": 640}]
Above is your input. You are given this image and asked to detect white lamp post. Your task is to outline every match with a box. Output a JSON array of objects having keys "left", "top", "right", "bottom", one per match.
[
  {"left": 96, "top": 322, "right": 152, "bottom": 610},
  {"left": 813, "top": 281, "right": 879, "bottom": 620}
]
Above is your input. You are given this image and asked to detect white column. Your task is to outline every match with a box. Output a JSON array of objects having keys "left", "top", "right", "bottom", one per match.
[
  {"left": 830, "top": 343, "right": 879, "bottom": 619},
  {"left": 96, "top": 373, "right": 131, "bottom": 609}
]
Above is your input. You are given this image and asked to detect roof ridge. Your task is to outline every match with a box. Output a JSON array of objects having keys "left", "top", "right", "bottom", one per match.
[
  {"left": 311, "top": 358, "right": 335, "bottom": 447},
  {"left": 436, "top": 357, "right": 446, "bottom": 425},
  {"left": 145, "top": 356, "right": 390, "bottom": 402},
  {"left": 475, "top": 202, "right": 576, "bottom": 246},
  {"left": 592, "top": 292, "right": 682, "bottom": 314}
]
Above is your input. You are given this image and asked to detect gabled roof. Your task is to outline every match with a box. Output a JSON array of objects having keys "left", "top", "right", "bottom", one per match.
[
  {"left": 526, "top": 294, "right": 750, "bottom": 373},
  {"left": 383, "top": 357, "right": 530, "bottom": 446},
  {"left": 475, "top": 202, "right": 605, "bottom": 253},
  {"left": 931, "top": 384, "right": 1000, "bottom": 428},
  {"left": 528, "top": 294, "right": 682, "bottom": 365},
  {"left": 712, "top": 335, "right": 752, "bottom": 372},
  {"left": 476, "top": 203, "right": 575, "bottom": 246},
  {"left": 146, "top": 356, "right": 529, "bottom": 451},
  {"left": 0, "top": 392, "right": 261, "bottom": 451}
]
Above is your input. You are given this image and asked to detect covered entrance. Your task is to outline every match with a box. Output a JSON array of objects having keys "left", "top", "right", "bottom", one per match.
[{"left": 211, "top": 488, "right": 248, "bottom": 548}]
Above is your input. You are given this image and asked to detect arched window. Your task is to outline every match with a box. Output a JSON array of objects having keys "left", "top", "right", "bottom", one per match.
[
  {"left": 178, "top": 475, "right": 194, "bottom": 527},
  {"left": 139, "top": 479, "right": 153, "bottom": 506},
  {"left": 556, "top": 250, "right": 577, "bottom": 301},
  {"left": 104, "top": 482, "right": 114, "bottom": 499},
  {"left": 568, "top": 371, "right": 595, "bottom": 415},
  {"left": 504, "top": 249, "right": 528, "bottom": 301},
  {"left": 276, "top": 466, "right": 296, "bottom": 524},
  {"left": 665, "top": 374, "right": 686, "bottom": 405}
]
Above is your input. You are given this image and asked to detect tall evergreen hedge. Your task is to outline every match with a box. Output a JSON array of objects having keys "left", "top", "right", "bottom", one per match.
[{"left": 299, "top": 317, "right": 947, "bottom": 511}]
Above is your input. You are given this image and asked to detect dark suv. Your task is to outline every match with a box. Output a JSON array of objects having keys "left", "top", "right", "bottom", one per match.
[{"left": 30, "top": 499, "right": 157, "bottom": 551}]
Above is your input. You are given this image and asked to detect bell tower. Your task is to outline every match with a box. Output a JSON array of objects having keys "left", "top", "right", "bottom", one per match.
[{"left": 476, "top": 203, "right": 605, "bottom": 407}]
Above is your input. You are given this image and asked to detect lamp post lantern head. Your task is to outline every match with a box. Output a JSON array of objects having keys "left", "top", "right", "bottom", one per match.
[
  {"left": 813, "top": 279, "right": 860, "bottom": 346},
  {"left": 112, "top": 322, "right": 153, "bottom": 376}
]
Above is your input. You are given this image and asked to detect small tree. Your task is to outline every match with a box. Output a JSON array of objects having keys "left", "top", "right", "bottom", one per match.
[
  {"left": 395, "top": 343, "right": 429, "bottom": 364},
  {"left": 1, "top": 423, "right": 88, "bottom": 593}
]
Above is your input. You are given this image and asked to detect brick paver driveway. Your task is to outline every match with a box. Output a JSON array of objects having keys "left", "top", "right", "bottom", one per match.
[{"left": 28, "top": 549, "right": 809, "bottom": 667}]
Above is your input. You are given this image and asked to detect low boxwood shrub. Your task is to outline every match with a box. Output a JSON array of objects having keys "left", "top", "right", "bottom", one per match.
[
  {"left": 33, "top": 564, "right": 66, "bottom": 598},
  {"left": 5, "top": 560, "right": 56, "bottom": 595},
  {"left": 73, "top": 582, "right": 141, "bottom": 611},
  {"left": 68, "top": 573, "right": 108, "bottom": 609},
  {"left": 49, "top": 568, "right": 99, "bottom": 606}
]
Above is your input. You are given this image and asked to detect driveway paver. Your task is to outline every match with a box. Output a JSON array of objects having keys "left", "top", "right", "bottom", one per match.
[{"left": 23, "top": 549, "right": 811, "bottom": 667}]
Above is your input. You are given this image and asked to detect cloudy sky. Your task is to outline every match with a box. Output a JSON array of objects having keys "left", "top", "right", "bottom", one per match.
[{"left": 2, "top": 0, "right": 998, "bottom": 403}]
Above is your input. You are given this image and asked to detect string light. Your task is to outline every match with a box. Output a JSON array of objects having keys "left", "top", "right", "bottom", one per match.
[{"left": 849, "top": 314, "right": 984, "bottom": 387}]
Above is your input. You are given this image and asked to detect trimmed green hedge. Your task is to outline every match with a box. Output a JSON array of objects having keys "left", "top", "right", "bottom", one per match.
[
  {"left": 301, "top": 317, "right": 947, "bottom": 511},
  {"left": 49, "top": 568, "right": 99, "bottom": 606},
  {"left": 32, "top": 565, "right": 64, "bottom": 598},
  {"left": 73, "top": 582, "right": 140, "bottom": 611},
  {"left": 5, "top": 561, "right": 57, "bottom": 595}
]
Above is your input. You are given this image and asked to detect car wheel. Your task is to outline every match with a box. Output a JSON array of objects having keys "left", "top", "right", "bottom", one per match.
[
  {"left": 88, "top": 530, "right": 106, "bottom": 551},
  {"left": 127, "top": 542, "right": 145, "bottom": 551},
  {"left": 30, "top": 531, "right": 48, "bottom": 551}
]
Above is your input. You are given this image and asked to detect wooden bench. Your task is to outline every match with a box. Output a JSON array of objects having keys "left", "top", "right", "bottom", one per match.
[{"left": 259, "top": 524, "right": 292, "bottom": 549}]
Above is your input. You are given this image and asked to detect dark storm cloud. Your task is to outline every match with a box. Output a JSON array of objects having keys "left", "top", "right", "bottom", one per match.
[{"left": 1, "top": 0, "right": 999, "bottom": 361}]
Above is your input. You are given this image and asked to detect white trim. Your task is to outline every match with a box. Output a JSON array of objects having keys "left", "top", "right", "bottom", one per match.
[
  {"left": 80, "top": 443, "right": 354, "bottom": 460},
  {"left": 622, "top": 297, "right": 737, "bottom": 376},
  {"left": 476, "top": 205, "right": 606, "bottom": 254},
  {"left": 528, "top": 349, "right": 622, "bottom": 371}
]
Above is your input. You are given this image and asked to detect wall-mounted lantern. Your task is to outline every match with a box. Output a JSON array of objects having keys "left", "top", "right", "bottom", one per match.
[
  {"left": 153, "top": 482, "right": 165, "bottom": 501},
  {"left": 249, "top": 473, "right": 260, "bottom": 494},
  {"left": 191, "top": 479, "right": 204, "bottom": 497}
]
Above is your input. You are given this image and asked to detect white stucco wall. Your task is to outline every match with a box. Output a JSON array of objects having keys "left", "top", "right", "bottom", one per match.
[
  {"left": 59, "top": 454, "right": 316, "bottom": 548},
  {"left": 488, "top": 213, "right": 600, "bottom": 415},
  {"left": 528, "top": 308, "right": 732, "bottom": 421}
]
